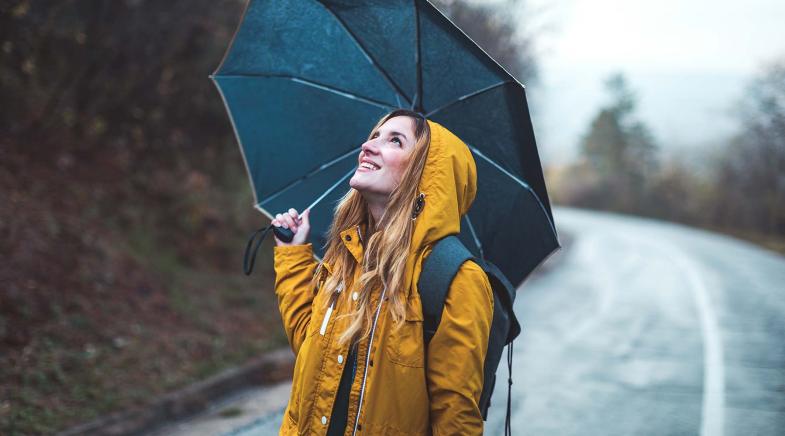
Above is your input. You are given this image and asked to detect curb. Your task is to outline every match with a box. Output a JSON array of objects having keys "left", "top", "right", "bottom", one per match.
[{"left": 57, "top": 347, "right": 294, "bottom": 436}]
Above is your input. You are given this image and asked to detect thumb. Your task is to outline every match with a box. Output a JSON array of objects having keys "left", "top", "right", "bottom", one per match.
[{"left": 301, "top": 208, "right": 311, "bottom": 227}]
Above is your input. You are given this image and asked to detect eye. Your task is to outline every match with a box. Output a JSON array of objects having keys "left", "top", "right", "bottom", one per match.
[
  {"left": 391, "top": 136, "right": 402, "bottom": 147},
  {"left": 370, "top": 132, "right": 379, "bottom": 139}
]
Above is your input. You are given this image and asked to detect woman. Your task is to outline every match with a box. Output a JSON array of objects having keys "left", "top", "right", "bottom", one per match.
[{"left": 271, "top": 109, "right": 494, "bottom": 435}]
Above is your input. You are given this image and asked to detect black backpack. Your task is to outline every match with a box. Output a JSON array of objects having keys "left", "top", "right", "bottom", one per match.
[{"left": 418, "top": 235, "right": 521, "bottom": 435}]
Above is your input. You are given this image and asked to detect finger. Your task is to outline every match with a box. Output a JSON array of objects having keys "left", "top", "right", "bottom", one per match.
[
  {"left": 282, "top": 213, "right": 297, "bottom": 231},
  {"left": 288, "top": 209, "right": 302, "bottom": 226},
  {"left": 275, "top": 213, "right": 287, "bottom": 228}
]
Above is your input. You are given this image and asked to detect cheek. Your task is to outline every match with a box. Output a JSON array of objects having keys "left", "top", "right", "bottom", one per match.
[{"left": 386, "top": 153, "right": 411, "bottom": 183}]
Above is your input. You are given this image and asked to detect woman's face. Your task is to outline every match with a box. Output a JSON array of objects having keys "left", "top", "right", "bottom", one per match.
[{"left": 349, "top": 115, "right": 417, "bottom": 199}]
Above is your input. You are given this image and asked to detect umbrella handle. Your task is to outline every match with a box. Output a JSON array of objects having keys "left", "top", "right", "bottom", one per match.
[
  {"left": 272, "top": 214, "right": 304, "bottom": 243},
  {"left": 272, "top": 225, "right": 295, "bottom": 243}
]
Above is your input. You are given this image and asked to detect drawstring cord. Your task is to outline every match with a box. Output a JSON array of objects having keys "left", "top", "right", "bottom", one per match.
[{"left": 505, "top": 341, "right": 514, "bottom": 436}]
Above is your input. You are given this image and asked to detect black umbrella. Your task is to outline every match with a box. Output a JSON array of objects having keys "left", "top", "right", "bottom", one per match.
[{"left": 211, "top": 0, "right": 560, "bottom": 286}]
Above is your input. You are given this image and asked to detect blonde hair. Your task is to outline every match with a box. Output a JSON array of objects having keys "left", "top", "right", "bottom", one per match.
[{"left": 311, "top": 109, "right": 431, "bottom": 346}]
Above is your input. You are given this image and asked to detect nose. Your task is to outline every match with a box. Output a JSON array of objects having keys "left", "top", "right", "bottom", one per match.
[{"left": 360, "top": 137, "right": 380, "bottom": 155}]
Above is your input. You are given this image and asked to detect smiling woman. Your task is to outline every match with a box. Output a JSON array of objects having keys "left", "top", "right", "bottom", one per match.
[{"left": 269, "top": 109, "right": 495, "bottom": 435}]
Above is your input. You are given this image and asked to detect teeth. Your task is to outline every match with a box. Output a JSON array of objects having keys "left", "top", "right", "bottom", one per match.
[{"left": 360, "top": 162, "right": 379, "bottom": 171}]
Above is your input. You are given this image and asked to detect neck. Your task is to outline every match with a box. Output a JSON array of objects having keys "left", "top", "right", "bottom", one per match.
[
  {"left": 367, "top": 201, "right": 386, "bottom": 224},
  {"left": 360, "top": 191, "right": 388, "bottom": 224}
]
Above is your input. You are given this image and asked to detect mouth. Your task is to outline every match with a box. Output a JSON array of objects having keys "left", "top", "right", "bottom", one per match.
[{"left": 358, "top": 160, "right": 381, "bottom": 172}]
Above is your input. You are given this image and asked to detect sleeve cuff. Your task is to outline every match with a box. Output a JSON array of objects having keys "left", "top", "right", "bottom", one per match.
[{"left": 273, "top": 243, "right": 315, "bottom": 265}]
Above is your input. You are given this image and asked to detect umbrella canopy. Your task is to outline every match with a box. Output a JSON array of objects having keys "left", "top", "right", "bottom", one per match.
[{"left": 211, "top": 0, "right": 560, "bottom": 287}]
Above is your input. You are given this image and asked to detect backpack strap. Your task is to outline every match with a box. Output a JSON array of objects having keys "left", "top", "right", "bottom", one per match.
[
  {"left": 418, "top": 235, "right": 521, "bottom": 434},
  {"left": 418, "top": 235, "right": 474, "bottom": 345}
]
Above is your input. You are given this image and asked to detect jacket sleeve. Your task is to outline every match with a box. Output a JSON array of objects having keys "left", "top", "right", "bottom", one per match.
[
  {"left": 273, "top": 243, "right": 319, "bottom": 356},
  {"left": 426, "top": 260, "right": 494, "bottom": 436}
]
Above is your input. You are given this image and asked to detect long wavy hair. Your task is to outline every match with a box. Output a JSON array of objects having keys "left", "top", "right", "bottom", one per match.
[{"left": 310, "top": 109, "right": 431, "bottom": 346}]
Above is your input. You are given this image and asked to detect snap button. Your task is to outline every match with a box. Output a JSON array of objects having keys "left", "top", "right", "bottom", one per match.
[
  {"left": 338, "top": 354, "right": 344, "bottom": 364},
  {"left": 345, "top": 234, "right": 352, "bottom": 241},
  {"left": 352, "top": 292, "right": 359, "bottom": 301},
  {"left": 321, "top": 415, "right": 327, "bottom": 425}
]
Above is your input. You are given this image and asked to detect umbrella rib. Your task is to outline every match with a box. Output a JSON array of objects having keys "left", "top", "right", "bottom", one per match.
[
  {"left": 258, "top": 146, "right": 358, "bottom": 208},
  {"left": 413, "top": 0, "right": 423, "bottom": 112},
  {"left": 425, "top": 80, "right": 513, "bottom": 118},
  {"left": 468, "top": 145, "right": 558, "bottom": 236},
  {"left": 216, "top": 73, "right": 396, "bottom": 110},
  {"left": 316, "top": 0, "right": 413, "bottom": 107},
  {"left": 463, "top": 214, "right": 485, "bottom": 260}
]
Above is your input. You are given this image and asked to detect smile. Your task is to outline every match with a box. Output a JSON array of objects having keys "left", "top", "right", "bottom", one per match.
[{"left": 359, "top": 162, "right": 380, "bottom": 171}]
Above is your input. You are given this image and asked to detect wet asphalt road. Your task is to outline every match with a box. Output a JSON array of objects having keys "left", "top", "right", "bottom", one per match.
[
  {"left": 154, "top": 206, "right": 785, "bottom": 435},
  {"left": 482, "top": 207, "right": 785, "bottom": 436}
]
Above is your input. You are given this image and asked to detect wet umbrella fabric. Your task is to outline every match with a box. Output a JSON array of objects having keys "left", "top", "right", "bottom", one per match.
[{"left": 211, "top": 0, "right": 560, "bottom": 287}]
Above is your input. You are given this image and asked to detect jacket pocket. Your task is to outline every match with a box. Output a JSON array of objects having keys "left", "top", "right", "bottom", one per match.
[{"left": 386, "top": 295, "right": 425, "bottom": 368}]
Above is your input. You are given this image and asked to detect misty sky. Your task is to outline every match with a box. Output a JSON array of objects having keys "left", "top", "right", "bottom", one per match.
[{"left": 499, "top": 0, "right": 785, "bottom": 165}]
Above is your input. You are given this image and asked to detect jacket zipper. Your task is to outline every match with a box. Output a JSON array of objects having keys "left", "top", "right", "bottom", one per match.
[{"left": 351, "top": 284, "right": 386, "bottom": 436}]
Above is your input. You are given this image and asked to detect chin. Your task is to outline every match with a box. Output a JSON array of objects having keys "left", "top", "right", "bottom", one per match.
[{"left": 349, "top": 176, "right": 366, "bottom": 191}]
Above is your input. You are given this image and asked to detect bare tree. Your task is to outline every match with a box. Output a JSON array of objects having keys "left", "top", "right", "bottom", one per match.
[
  {"left": 713, "top": 56, "right": 785, "bottom": 236},
  {"left": 431, "top": 0, "right": 539, "bottom": 85}
]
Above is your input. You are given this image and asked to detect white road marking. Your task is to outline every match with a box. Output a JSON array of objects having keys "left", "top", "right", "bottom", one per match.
[{"left": 630, "top": 235, "right": 725, "bottom": 436}]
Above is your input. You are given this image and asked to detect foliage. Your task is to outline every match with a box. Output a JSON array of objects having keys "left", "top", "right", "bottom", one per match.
[
  {"left": 712, "top": 58, "right": 785, "bottom": 236},
  {"left": 433, "top": 0, "right": 539, "bottom": 84},
  {"left": 0, "top": 1, "right": 287, "bottom": 434},
  {"left": 568, "top": 72, "right": 659, "bottom": 212},
  {"left": 550, "top": 60, "right": 785, "bottom": 252}
]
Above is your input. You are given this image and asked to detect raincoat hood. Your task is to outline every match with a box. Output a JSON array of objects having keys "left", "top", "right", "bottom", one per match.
[
  {"left": 403, "top": 119, "right": 477, "bottom": 297},
  {"left": 415, "top": 120, "right": 477, "bottom": 247}
]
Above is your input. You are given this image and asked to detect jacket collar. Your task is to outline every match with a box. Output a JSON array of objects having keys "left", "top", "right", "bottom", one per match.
[
  {"left": 317, "top": 225, "right": 365, "bottom": 277},
  {"left": 339, "top": 225, "right": 365, "bottom": 264}
]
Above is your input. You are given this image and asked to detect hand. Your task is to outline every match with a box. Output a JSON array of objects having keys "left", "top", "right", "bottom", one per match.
[{"left": 271, "top": 208, "right": 311, "bottom": 246}]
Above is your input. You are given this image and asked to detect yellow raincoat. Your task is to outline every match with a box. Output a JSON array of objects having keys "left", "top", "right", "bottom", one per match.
[{"left": 273, "top": 120, "right": 494, "bottom": 435}]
